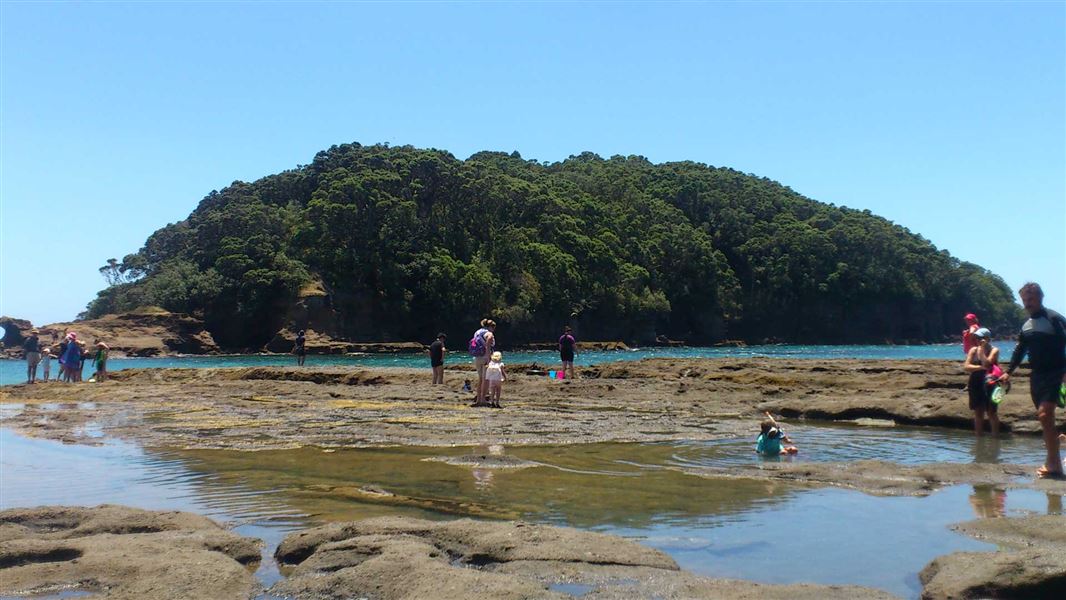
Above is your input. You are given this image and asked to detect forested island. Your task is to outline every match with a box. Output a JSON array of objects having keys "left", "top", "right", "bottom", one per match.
[{"left": 83, "top": 143, "right": 1019, "bottom": 349}]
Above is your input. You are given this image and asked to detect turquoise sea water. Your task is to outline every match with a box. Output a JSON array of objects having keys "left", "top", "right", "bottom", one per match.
[{"left": 0, "top": 342, "right": 1017, "bottom": 386}]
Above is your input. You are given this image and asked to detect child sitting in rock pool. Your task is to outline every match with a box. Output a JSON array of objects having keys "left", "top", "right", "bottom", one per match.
[{"left": 756, "top": 412, "right": 798, "bottom": 456}]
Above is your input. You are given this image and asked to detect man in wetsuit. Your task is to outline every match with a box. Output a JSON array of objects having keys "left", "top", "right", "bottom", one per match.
[
  {"left": 1002, "top": 282, "right": 1066, "bottom": 478},
  {"left": 429, "top": 333, "right": 446, "bottom": 384}
]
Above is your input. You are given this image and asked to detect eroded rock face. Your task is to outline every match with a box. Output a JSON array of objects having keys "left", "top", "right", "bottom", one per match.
[
  {"left": 42, "top": 309, "right": 219, "bottom": 356},
  {"left": 919, "top": 514, "right": 1066, "bottom": 599},
  {"left": 271, "top": 517, "right": 896, "bottom": 600},
  {"left": 0, "top": 505, "right": 261, "bottom": 600}
]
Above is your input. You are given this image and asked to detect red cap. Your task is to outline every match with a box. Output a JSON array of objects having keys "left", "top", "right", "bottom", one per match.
[{"left": 964, "top": 313, "right": 978, "bottom": 321}]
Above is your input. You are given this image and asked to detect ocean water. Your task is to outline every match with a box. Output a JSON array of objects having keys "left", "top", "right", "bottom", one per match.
[{"left": 0, "top": 341, "right": 1017, "bottom": 386}]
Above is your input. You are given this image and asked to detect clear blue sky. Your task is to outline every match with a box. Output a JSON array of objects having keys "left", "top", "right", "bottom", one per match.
[{"left": 2, "top": 1, "right": 1063, "bottom": 327}]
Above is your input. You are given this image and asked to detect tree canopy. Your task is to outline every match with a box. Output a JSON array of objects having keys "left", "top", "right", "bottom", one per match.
[{"left": 84, "top": 143, "right": 1020, "bottom": 348}]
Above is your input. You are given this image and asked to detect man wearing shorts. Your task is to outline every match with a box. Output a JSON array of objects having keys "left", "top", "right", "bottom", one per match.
[{"left": 1003, "top": 282, "right": 1066, "bottom": 478}]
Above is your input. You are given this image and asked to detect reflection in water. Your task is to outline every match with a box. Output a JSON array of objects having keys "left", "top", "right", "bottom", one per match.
[
  {"left": 969, "top": 485, "right": 1007, "bottom": 518},
  {"left": 2, "top": 426, "right": 1062, "bottom": 600},
  {"left": 1046, "top": 493, "right": 1063, "bottom": 515},
  {"left": 972, "top": 437, "right": 1002, "bottom": 463}
]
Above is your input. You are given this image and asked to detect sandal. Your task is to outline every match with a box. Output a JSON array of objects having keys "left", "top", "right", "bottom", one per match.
[{"left": 1036, "top": 466, "right": 1065, "bottom": 479}]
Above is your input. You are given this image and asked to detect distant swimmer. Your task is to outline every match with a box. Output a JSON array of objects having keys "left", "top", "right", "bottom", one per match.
[
  {"left": 1001, "top": 283, "right": 1066, "bottom": 479},
  {"left": 962, "top": 328, "right": 1001, "bottom": 437}
]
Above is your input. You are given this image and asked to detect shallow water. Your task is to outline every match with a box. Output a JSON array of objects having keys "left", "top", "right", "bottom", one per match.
[
  {"left": 0, "top": 341, "right": 1016, "bottom": 386},
  {"left": 2, "top": 424, "right": 1060, "bottom": 599},
  {"left": 666, "top": 421, "right": 1048, "bottom": 467}
]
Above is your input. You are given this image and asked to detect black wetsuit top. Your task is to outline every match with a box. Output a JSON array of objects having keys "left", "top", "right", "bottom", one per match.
[
  {"left": 429, "top": 340, "right": 444, "bottom": 367},
  {"left": 1007, "top": 308, "right": 1066, "bottom": 376},
  {"left": 23, "top": 336, "right": 39, "bottom": 353}
]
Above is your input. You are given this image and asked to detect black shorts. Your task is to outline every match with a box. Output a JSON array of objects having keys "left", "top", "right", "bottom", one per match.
[
  {"left": 560, "top": 351, "right": 574, "bottom": 363},
  {"left": 431, "top": 360, "right": 443, "bottom": 368},
  {"left": 968, "top": 371, "right": 996, "bottom": 412},
  {"left": 1030, "top": 369, "right": 1064, "bottom": 409}
]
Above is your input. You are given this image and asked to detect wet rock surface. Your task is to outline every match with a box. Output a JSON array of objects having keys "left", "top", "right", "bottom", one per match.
[
  {"left": 2, "top": 358, "right": 1060, "bottom": 451},
  {"left": 271, "top": 516, "right": 897, "bottom": 599},
  {"left": 917, "top": 514, "right": 1066, "bottom": 599},
  {"left": 686, "top": 460, "right": 1066, "bottom": 496},
  {"left": 0, "top": 505, "right": 261, "bottom": 599},
  {"left": 920, "top": 550, "right": 1066, "bottom": 599}
]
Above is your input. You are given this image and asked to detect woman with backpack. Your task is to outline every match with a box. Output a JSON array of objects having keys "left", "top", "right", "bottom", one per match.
[{"left": 469, "top": 319, "right": 496, "bottom": 407}]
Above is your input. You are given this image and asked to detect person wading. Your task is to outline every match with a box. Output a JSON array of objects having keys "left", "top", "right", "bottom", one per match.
[
  {"left": 1001, "top": 282, "right": 1066, "bottom": 478},
  {"left": 963, "top": 328, "right": 1001, "bottom": 437}
]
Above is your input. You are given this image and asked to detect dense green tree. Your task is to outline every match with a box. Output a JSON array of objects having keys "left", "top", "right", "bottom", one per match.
[{"left": 84, "top": 143, "right": 1020, "bottom": 348}]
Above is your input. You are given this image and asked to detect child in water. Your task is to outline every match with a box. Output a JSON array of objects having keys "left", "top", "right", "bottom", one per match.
[
  {"left": 485, "top": 351, "right": 506, "bottom": 408},
  {"left": 756, "top": 412, "right": 798, "bottom": 456}
]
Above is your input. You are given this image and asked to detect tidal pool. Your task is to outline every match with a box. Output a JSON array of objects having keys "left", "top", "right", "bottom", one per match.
[{"left": 1, "top": 426, "right": 1060, "bottom": 599}]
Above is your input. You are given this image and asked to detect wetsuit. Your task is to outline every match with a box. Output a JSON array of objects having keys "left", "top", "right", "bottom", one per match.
[
  {"left": 1007, "top": 308, "right": 1066, "bottom": 409},
  {"left": 429, "top": 340, "right": 444, "bottom": 367}
]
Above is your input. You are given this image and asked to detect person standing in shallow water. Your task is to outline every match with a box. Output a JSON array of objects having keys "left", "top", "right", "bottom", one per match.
[
  {"left": 1001, "top": 282, "right": 1066, "bottom": 479},
  {"left": 558, "top": 326, "right": 576, "bottom": 380},
  {"left": 963, "top": 328, "right": 1000, "bottom": 437},
  {"left": 293, "top": 330, "right": 307, "bottom": 366},
  {"left": 429, "top": 333, "right": 446, "bottom": 384}
]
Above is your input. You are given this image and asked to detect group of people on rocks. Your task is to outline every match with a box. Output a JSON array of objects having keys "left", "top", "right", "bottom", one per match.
[
  {"left": 959, "top": 282, "right": 1066, "bottom": 479},
  {"left": 425, "top": 320, "right": 578, "bottom": 409},
  {"left": 22, "top": 329, "right": 110, "bottom": 384}
]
